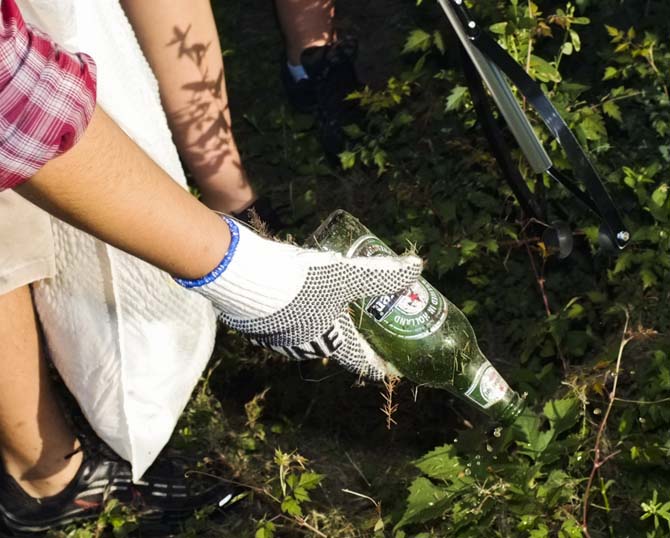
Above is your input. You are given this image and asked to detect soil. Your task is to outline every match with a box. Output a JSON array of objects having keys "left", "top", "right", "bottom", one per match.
[{"left": 198, "top": 3, "right": 475, "bottom": 536}]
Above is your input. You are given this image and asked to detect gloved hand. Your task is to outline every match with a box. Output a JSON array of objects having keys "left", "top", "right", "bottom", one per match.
[{"left": 176, "top": 216, "right": 422, "bottom": 380}]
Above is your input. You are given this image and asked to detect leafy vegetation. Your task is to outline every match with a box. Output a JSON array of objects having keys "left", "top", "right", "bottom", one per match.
[{"left": 53, "top": 0, "right": 670, "bottom": 536}]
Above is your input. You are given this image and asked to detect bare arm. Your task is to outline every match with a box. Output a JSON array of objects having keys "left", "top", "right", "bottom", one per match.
[{"left": 16, "top": 106, "right": 230, "bottom": 280}]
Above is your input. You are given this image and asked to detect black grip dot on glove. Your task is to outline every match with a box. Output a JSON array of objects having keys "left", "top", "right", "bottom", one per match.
[{"left": 177, "top": 217, "right": 422, "bottom": 380}]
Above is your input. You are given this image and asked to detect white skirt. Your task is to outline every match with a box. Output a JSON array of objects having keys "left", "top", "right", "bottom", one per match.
[{"left": 10, "top": 0, "right": 218, "bottom": 482}]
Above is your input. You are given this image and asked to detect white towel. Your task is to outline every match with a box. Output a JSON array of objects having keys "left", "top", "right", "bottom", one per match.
[{"left": 18, "top": 0, "right": 218, "bottom": 482}]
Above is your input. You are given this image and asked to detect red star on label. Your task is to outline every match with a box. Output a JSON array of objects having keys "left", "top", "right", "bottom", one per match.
[{"left": 407, "top": 291, "right": 421, "bottom": 304}]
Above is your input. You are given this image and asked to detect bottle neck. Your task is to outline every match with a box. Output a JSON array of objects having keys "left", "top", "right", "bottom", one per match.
[{"left": 497, "top": 392, "right": 526, "bottom": 425}]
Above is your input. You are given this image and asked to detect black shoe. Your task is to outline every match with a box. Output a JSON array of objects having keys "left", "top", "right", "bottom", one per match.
[
  {"left": 0, "top": 442, "right": 236, "bottom": 536},
  {"left": 281, "top": 38, "right": 364, "bottom": 162}
]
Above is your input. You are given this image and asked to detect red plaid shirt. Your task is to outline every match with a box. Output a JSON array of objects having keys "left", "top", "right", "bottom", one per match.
[{"left": 0, "top": 0, "right": 96, "bottom": 190}]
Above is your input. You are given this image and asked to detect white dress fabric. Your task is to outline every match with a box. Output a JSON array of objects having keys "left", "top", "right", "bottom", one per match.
[{"left": 16, "top": 0, "right": 218, "bottom": 482}]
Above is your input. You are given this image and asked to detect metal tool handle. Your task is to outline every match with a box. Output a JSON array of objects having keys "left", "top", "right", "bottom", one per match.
[{"left": 436, "top": 0, "right": 552, "bottom": 174}]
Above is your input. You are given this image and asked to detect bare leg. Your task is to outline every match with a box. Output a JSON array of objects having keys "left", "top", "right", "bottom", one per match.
[
  {"left": 16, "top": 106, "right": 230, "bottom": 281},
  {"left": 0, "top": 285, "right": 82, "bottom": 498},
  {"left": 121, "top": 0, "right": 255, "bottom": 214},
  {"left": 275, "top": 0, "right": 335, "bottom": 65}
]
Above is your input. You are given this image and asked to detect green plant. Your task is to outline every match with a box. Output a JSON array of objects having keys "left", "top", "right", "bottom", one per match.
[
  {"left": 641, "top": 490, "right": 670, "bottom": 537},
  {"left": 57, "top": 0, "right": 670, "bottom": 536}
]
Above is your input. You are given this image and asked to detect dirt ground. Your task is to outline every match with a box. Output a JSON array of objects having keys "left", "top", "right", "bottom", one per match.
[{"left": 173, "top": 2, "right": 469, "bottom": 536}]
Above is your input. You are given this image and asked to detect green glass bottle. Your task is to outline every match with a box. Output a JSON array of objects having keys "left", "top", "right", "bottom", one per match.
[{"left": 308, "top": 210, "right": 525, "bottom": 425}]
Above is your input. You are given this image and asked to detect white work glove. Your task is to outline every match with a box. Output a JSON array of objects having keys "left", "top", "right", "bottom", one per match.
[{"left": 176, "top": 216, "right": 422, "bottom": 380}]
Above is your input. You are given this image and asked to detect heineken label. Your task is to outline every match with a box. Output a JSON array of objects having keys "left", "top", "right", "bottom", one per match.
[
  {"left": 347, "top": 235, "right": 447, "bottom": 340},
  {"left": 464, "top": 364, "right": 510, "bottom": 409}
]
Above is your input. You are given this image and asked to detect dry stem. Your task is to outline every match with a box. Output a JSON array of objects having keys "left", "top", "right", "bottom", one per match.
[
  {"left": 279, "top": 514, "right": 328, "bottom": 538},
  {"left": 381, "top": 376, "right": 400, "bottom": 429},
  {"left": 523, "top": 238, "right": 568, "bottom": 371},
  {"left": 582, "top": 310, "right": 632, "bottom": 537}
]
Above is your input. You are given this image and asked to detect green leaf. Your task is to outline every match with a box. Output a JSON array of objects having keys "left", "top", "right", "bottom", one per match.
[
  {"left": 298, "top": 472, "right": 324, "bottom": 490},
  {"left": 565, "top": 330, "right": 590, "bottom": 357},
  {"left": 603, "top": 100, "right": 622, "bottom": 122},
  {"left": 530, "top": 55, "right": 561, "bottom": 83},
  {"left": 582, "top": 225, "right": 600, "bottom": 246},
  {"left": 433, "top": 30, "right": 445, "bottom": 54},
  {"left": 435, "top": 198, "right": 457, "bottom": 222},
  {"left": 651, "top": 184, "right": 668, "bottom": 207},
  {"left": 293, "top": 486, "right": 311, "bottom": 503},
  {"left": 413, "top": 53, "right": 427, "bottom": 74},
  {"left": 339, "top": 150, "right": 356, "bottom": 170},
  {"left": 605, "top": 24, "right": 620, "bottom": 37},
  {"left": 569, "top": 29, "right": 582, "bottom": 51},
  {"left": 256, "top": 521, "right": 276, "bottom": 538},
  {"left": 432, "top": 247, "right": 460, "bottom": 277},
  {"left": 587, "top": 291, "right": 607, "bottom": 303},
  {"left": 286, "top": 473, "right": 299, "bottom": 490},
  {"left": 446, "top": 85, "right": 469, "bottom": 112},
  {"left": 373, "top": 149, "right": 388, "bottom": 173},
  {"left": 512, "top": 412, "right": 554, "bottom": 457},
  {"left": 518, "top": 515, "right": 539, "bottom": 531},
  {"left": 640, "top": 268, "right": 658, "bottom": 289},
  {"left": 603, "top": 66, "right": 618, "bottom": 81},
  {"left": 460, "top": 239, "right": 479, "bottom": 258},
  {"left": 537, "top": 469, "right": 573, "bottom": 507},
  {"left": 544, "top": 397, "right": 579, "bottom": 435},
  {"left": 483, "top": 238, "right": 499, "bottom": 253},
  {"left": 559, "top": 518, "right": 584, "bottom": 538},
  {"left": 342, "top": 123, "right": 364, "bottom": 140},
  {"left": 561, "top": 42, "right": 574, "bottom": 56},
  {"left": 395, "top": 477, "right": 451, "bottom": 528},
  {"left": 566, "top": 302, "right": 585, "bottom": 319},
  {"left": 281, "top": 497, "right": 303, "bottom": 517},
  {"left": 392, "top": 111, "right": 414, "bottom": 128},
  {"left": 529, "top": 524, "right": 550, "bottom": 538},
  {"left": 414, "top": 444, "right": 463, "bottom": 480},
  {"left": 403, "top": 29, "right": 432, "bottom": 54},
  {"left": 579, "top": 114, "right": 607, "bottom": 141},
  {"left": 461, "top": 300, "right": 479, "bottom": 316},
  {"left": 613, "top": 250, "right": 634, "bottom": 273},
  {"left": 489, "top": 22, "right": 508, "bottom": 34}
]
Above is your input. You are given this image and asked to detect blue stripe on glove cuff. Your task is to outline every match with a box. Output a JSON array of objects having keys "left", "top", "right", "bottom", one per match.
[{"left": 174, "top": 216, "right": 240, "bottom": 288}]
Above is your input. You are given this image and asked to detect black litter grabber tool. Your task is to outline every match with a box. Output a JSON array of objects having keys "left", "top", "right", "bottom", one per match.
[{"left": 437, "top": 0, "right": 631, "bottom": 257}]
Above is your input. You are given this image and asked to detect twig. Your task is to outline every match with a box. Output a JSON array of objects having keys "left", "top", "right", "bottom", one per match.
[
  {"left": 381, "top": 375, "right": 400, "bottom": 430},
  {"left": 582, "top": 311, "right": 632, "bottom": 537},
  {"left": 344, "top": 452, "right": 372, "bottom": 487},
  {"left": 523, "top": 239, "right": 551, "bottom": 317},
  {"left": 342, "top": 489, "right": 384, "bottom": 527},
  {"left": 342, "top": 488, "right": 380, "bottom": 508},
  {"left": 592, "top": 90, "right": 643, "bottom": 111},
  {"left": 185, "top": 470, "right": 281, "bottom": 503},
  {"left": 187, "top": 460, "right": 327, "bottom": 537},
  {"left": 279, "top": 514, "right": 327, "bottom": 538},
  {"left": 523, "top": 236, "right": 570, "bottom": 371},
  {"left": 523, "top": 20, "right": 533, "bottom": 109},
  {"left": 645, "top": 41, "right": 670, "bottom": 100},
  {"left": 614, "top": 396, "right": 670, "bottom": 405}
]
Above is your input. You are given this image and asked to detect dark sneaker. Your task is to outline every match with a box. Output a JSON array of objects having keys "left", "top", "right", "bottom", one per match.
[
  {"left": 281, "top": 38, "right": 364, "bottom": 162},
  {"left": 0, "top": 443, "right": 236, "bottom": 536}
]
